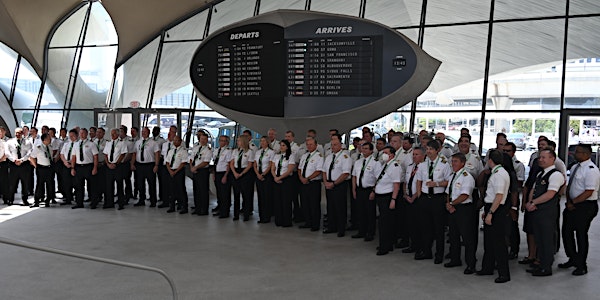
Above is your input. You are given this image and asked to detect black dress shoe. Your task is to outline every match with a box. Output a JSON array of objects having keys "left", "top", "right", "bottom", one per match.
[
  {"left": 149, "top": 203, "right": 156, "bottom": 208},
  {"left": 395, "top": 240, "right": 409, "bottom": 249},
  {"left": 219, "top": 215, "right": 229, "bottom": 219},
  {"left": 71, "top": 205, "right": 84, "bottom": 209},
  {"left": 476, "top": 270, "right": 493, "bottom": 276},
  {"left": 133, "top": 201, "right": 145, "bottom": 207},
  {"left": 243, "top": 216, "right": 250, "bottom": 221},
  {"left": 310, "top": 228, "right": 320, "bottom": 232},
  {"left": 351, "top": 234, "right": 364, "bottom": 239},
  {"left": 572, "top": 268, "right": 588, "bottom": 276},
  {"left": 179, "top": 210, "right": 188, "bottom": 214},
  {"left": 346, "top": 226, "right": 358, "bottom": 231},
  {"left": 508, "top": 252, "right": 518, "bottom": 260},
  {"left": 434, "top": 257, "right": 443, "bottom": 264},
  {"left": 211, "top": 206, "right": 220, "bottom": 212},
  {"left": 402, "top": 247, "right": 415, "bottom": 253},
  {"left": 518, "top": 257, "right": 535, "bottom": 265},
  {"left": 298, "top": 224, "right": 311, "bottom": 229},
  {"left": 30, "top": 203, "right": 40, "bottom": 208},
  {"left": 558, "top": 260, "right": 576, "bottom": 269},
  {"left": 22, "top": 202, "right": 31, "bottom": 206},
  {"left": 166, "top": 208, "right": 175, "bottom": 213},
  {"left": 444, "top": 261, "right": 462, "bottom": 268},
  {"left": 464, "top": 267, "right": 475, "bottom": 275},
  {"left": 103, "top": 205, "right": 115, "bottom": 209},
  {"left": 90, "top": 205, "right": 97, "bottom": 209},
  {"left": 117, "top": 206, "right": 124, "bottom": 210},
  {"left": 60, "top": 202, "right": 72, "bottom": 206},
  {"left": 531, "top": 269, "right": 552, "bottom": 276},
  {"left": 337, "top": 232, "right": 345, "bottom": 237},
  {"left": 323, "top": 229, "right": 336, "bottom": 234},
  {"left": 233, "top": 216, "right": 239, "bottom": 221},
  {"left": 158, "top": 203, "right": 169, "bottom": 208},
  {"left": 495, "top": 276, "right": 510, "bottom": 283},
  {"left": 444, "top": 253, "right": 451, "bottom": 259},
  {"left": 376, "top": 250, "right": 389, "bottom": 256},
  {"left": 414, "top": 252, "right": 433, "bottom": 260},
  {"left": 364, "top": 235, "right": 374, "bottom": 241}
]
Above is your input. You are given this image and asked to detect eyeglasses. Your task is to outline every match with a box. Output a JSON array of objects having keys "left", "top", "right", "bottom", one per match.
[{"left": 503, "top": 149, "right": 514, "bottom": 153}]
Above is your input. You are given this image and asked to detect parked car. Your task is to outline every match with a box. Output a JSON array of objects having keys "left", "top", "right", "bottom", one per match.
[
  {"left": 526, "top": 132, "right": 555, "bottom": 149},
  {"left": 507, "top": 132, "right": 527, "bottom": 150}
]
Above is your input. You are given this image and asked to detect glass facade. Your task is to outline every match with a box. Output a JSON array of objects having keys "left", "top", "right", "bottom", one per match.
[{"left": 2, "top": 0, "right": 600, "bottom": 161}]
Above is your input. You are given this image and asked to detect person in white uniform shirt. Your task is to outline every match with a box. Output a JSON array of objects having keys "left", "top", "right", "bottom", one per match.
[
  {"left": 322, "top": 135, "right": 352, "bottom": 237},
  {"left": 478, "top": 149, "right": 511, "bottom": 283},
  {"left": 59, "top": 129, "right": 78, "bottom": 205},
  {"left": 298, "top": 137, "right": 324, "bottom": 231},
  {"left": 284, "top": 130, "right": 303, "bottom": 223},
  {"left": 165, "top": 135, "right": 188, "bottom": 214},
  {"left": 190, "top": 131, "right": 213, "bottom": 215},
  {"left": 401, "top": 147, "right": 426, "bottom": 254},
  {"left": 298, "top": 129, "right": 324, "bottom": 155},
  {"left": 444, "top": 153, "right": 477, "bottom": 274},
  {"left": 271, "top": 140, "right": 296, "bottom": 227},
  {"left": 214, "top": 135, "right": 232, "bottom": 218},
  {"left": 6, "top": 127, "right": 33, "bottom": 206},
  {"left": 370, "top": 146, "right": 401, "bottom": 256},
  {"left": 415, "top": 140, "right": 452, "bottom": 263},
  {"left": 254, "top": 136, "right": 275, "bottom": 223},
  {"left": 29, "top": 133, "right": 55, "bottom": 207},
  {"left": 351, "top": 142, "right": 379, "bottom": 241},
  {"left": 158, "top": 131, "right": 175, "bottom": 208},
  {"left": 242, "top": 129, "right": 258, "bottom": 151},
  {"left": 70, "top": 128, "right": 98, "bottom": 209},
  {"left": 103, "top": 128, "right": 127, "bottom": 210},
  {"left": 131, "top": 127, "right": 160, "bottom": 207},
  {"left": 229, "top": 136, "right": 255, "bottom": 221},
  {"left": 0, "top": 127, "right": 8, "bottom": 203},
  {"left": 560, "top": 144, "right": 600, "bottom": 276},
  {"left": 90, "top": 128, "right": 108, "bottom": 207},
  {"left": 267, "top": 128, "right": 280, "bottom": 153}
]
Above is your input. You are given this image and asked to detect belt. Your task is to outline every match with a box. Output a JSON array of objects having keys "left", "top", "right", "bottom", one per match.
[
  {"left": 357, "top": 186, "right": 374, "bottom": 190},
  {"left": 375, "top": 192, "right": 393, "bottom": 197},
  {"left": 137, "top": 162, "right": 155, "bottom": 165},
  {"left": 38, "top": 164, "right": 52, "bottom": 168},
  {"left": 76, "top": 163, "right": 92, "bottom": 167}
]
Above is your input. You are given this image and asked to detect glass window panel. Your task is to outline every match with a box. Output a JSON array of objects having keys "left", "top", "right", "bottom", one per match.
[
  {"left": 112, "top": 38, "right": 160, "bottom": 108},
  {"left": 68, "top": 46, "right": 117, "bottom": 109},
  {"left": 310, "top": 0, "right": 361, "bottom": 16},
  {"left": 0, "top": 43, "right": 18, "bottom": 95},
  {"left": 12, "top": 58, "right": 42, "bottom": 109},
  {"left": 417, "top": 24, "right": 488, "bottom": 110},
  {"left": 494, "top": 0, "right": 566, "bottom": 20},
  {"left": 564, "top": 17, "right": 600, "bottom": 108},
  {"left": 483, "top": 112, "right": 560, "bottom": 167},
  {"left": 570, "top": 0, "right": 600, "bottom": 15},
  {"left": 14, "top": 110, "right": 34, "bottom": 128},
  {"left": 187, "top": 110, "right": 231, "bottom": 147},
  {"left": 413, "top": 112, "right": 483, "bottom": 150},
  {"left": 153, "top": 42, "right": 201, "bottom": 108},
  {"left": 47, "top": 48, "right": 77, "bottom": 110},
  {"left": 488, "top": 20, "right": 564, "bottom": 111},
  {"left": 260, "top": 0, "right": 305, "bottom": 13},
  {"left": 50, "top": 4, "right": 89, "bottom": 47},
  {"left": 34, "top": 110, "right": 63, "bottom": 130},
  {"left": 65, "top": 110, "right": 95, "bottom": 129},
  {"left": 85, "top": 2, "right": 118, "bottom": 46},
  {"left": 209, "top": 0, "right": 255, "bottom": 35},
  {"left": 398, "top": 29, "right": 419, "bottom": 43},
  {"left": 426, "top": 0, "right": 490, "bottom": 24},
  {"left": 365, "top": 0, "right": 422, "bottom": 28},
  {"left": 165, "top": 9, "right": 209, "bottom": 41}
]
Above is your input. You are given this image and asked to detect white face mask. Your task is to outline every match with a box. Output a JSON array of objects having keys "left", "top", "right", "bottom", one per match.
[{"left": 380, "top": 153, "right": 390, "bottom": 163}]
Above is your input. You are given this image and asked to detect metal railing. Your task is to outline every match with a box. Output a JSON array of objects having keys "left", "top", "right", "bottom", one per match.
[{"left": 0, "top": 236, "right": 178, "bottom": 300}]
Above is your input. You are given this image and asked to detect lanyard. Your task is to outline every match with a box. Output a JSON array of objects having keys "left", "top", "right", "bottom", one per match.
[
  {"left": 451, "top": 167, "right": 465, "bottom": 191},
  {"left": 361, "top": 156, "right": 372, "bottom": 172},
  {"left": 375, "top": 160, "right": 394, "bottom": 186}
]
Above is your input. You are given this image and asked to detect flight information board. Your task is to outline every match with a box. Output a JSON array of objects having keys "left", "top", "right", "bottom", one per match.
[{"left": 286, "top": 36, "right": 381, "bottom": 97}]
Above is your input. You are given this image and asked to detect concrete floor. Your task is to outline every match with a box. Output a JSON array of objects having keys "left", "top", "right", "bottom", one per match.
[{"left": 0, "top": 182, "right": 599, "bottom": 300}]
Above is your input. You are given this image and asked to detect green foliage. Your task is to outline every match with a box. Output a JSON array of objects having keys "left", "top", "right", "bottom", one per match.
[{"left": 512, "top": 119, "right": 532, "bottom": 134}]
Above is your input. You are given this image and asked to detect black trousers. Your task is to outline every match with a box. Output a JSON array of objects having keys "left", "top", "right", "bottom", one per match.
[
  {"left": 215, "top": 171, "right": 231, "bottom": 217},
  {"left": 348, "top": 182, "right": 357, "bottom": 228},
  {"left": 157, "top": 162, "right": 166, "bottom": 202},
  {"left": 300, "top": 180, "right": 321, "bottom": 230},
  {"left": 232, "top": 168, "right": 254, "bottom": 218},
  {"left": 531, "top": 200, "right": 559, "bottom": 270},
  {"left": 356, "top": 186, "right": 375, "bottom": 237},
  {"left": 273, "top": 176, "right": 293, "bottom": 226},
  {"left": 256, "top": 173, "right": 273, "bottom": 222},
  {"left": 0, "top": 161, "right": 9, "bottom": 201},
  {"left": 74, "top": 164, "right": 93, "bottom": 206},
  {"left": 123, "top": 161, "right": 133, "bottom": 199},
  {"left": 418, "top": 193, "right": 447, "bottom": 259},
  {"left": 192, "top": 168, "right": 210, "bottom": 213},
  {"left": 405, "top": 196, "right": 418, "bottom": 248},
  {"left": 34, "top": 165, "right": 55, "bottom": 204},
  {"left": 448, "top": 203, "right": 476, "bottom": 268},
  {"left": 54, "top": 162, "right": 64, "bottom": 194},
  {"left": 291, "top": 173, "right": 303, "bottom": 222},
  {"left": 509, "top": 215, "right": 520, "bottom": 254},
  {"left": 168, "top": 170, "right": 187, "bottom": 210},
  {"left": 105, "top": 164, "right": 125, "bottom": 207},
  {"left": 60, "top": 163, "right": 74, "bottom": 204},
  {"left": 482, "top": 203, "right": 510, "bottom": 277},
  {"left": 376, "top": 193, "right": 395, "bottom": 252},
  {"left": 8, "top": 162, "right": 31, "bottom": 203},
  {"left": 91, "top": 164, "right": 106, "bottom": 206},
  {"left": 325, "top": 181, "right": 348, "bottom": 234},
  {"left": 395, "top": 189, "right": 408, "bottom": 243},
  {"left": 28, "top": 161, "right": 34, "bottom": 195},
  {"left": 136, "top": 162, "right": 157, "bottom": 205},
  {"left": 562, "top": 200, "right": 599, "bottom": 269}
]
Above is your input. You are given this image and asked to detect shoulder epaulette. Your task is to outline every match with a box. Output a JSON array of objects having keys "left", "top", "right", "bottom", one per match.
[
  {"left": 394, "top": 163, "right": 399, "bottom": 167},
  {"left": 590, "top": 165, "right": 595, "bottom": 169},
  {"left": 462, "top": 171, "right": 468, "bottom": 176}
]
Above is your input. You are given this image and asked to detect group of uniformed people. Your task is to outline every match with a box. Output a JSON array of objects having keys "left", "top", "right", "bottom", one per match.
[{"left": 0, "top": 124, "right": 598, "bottom": 283}]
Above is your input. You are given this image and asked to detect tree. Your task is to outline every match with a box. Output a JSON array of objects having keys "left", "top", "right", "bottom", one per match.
[
  {"left": 569, "top": 119, "right": 580, "bottom": 135},
  {"left": 513, "top": 119, "right": 532, "bottom": 134},
  {"left": 535, "top": 119, "right": 556, "bottom": 134}
]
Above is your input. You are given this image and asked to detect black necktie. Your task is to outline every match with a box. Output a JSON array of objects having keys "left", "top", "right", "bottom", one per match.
[
  {"left": 428, "top": 161, "right": 434, "bottom": 195},
  {"left": 68, "top": 142, "right": 73, "bottom": 159},
  {"left": 170, "top": 148, "right": 177, "bottom": 167},
  {"left": 110, "top": 141, "right": 116, "bottom": 162},
  {"left": 408, "top": 165, "right": 418, "bottom": 197},
  {"left": 358, "top": 159, "right": 366, "bottom": 188},
  {"left": 79, "top": 140, "right": 84, "bottom": 162},
  {"left": 302, "top": 152, "right": 311, "bottom": 178},
  {"left": 140, "top": 139, "right": 147, "bottom": 162},
  {"left": 259, "top": 149, "right": 265, "bottom": 172},
  {"left": 277, "top": 156, "right": 283, "bottom": 176},
  {"left": 215, "top": 147, "right": 221, "bottom": 166},
  {"left": 328, "top": 153, "right": 336, "bottom": 181},
  {"left": 448, "top": 172, "right": 457, "bottom": 200},
  {"left": 237, "top": 150, "right": 243, "bottom": 169},
  {"left": 16, "top": 139, "right": 22, "bottom": 159}
]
